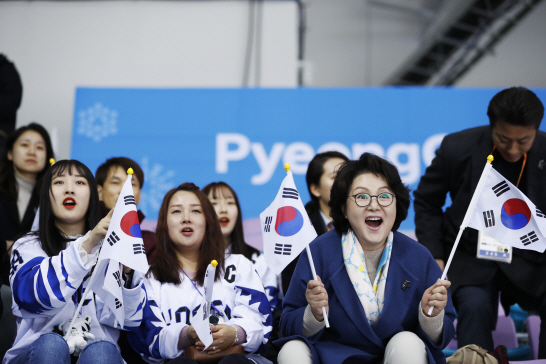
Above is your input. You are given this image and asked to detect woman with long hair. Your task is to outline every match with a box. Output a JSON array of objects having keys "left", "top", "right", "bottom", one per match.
[
  {"left": 128, "top": 183, "right": 272, "bottom": 363},
  {"left": 0, "top": 123, "right": 54, "bottom": 284},
  {"left": 5, "top": 160, "right": 145, "bottom": 364},
  {"left": 202, "top": 182, "right": 279, "bottom": 311}
]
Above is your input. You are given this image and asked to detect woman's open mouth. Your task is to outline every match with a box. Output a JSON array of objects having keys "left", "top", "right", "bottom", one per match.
[
  {"left": 63, "top": 197, "right": 76, "bottom": 210},
  {"left": 182, "top": 227, "right": 194, "bottom": 236},
  {"left": 219, "top": 217, "right": 230, "bottom": 226},
  {"left": 365, "top": 217, "right": 383, "bottom": 228}
]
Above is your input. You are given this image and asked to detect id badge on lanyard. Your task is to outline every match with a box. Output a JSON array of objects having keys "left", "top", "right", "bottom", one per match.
[{"left": 477, "top": 231, "right": 512, "bottom": 263}]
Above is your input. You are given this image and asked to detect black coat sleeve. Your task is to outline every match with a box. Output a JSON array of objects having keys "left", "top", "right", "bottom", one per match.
[{"left": 413, "top": 136, "right": 453, "bottom": 260}]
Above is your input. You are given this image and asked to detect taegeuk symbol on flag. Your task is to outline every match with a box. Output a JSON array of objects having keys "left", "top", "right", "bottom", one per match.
[
  {"left": 87, "top": 168, "right": 149, "bottom": 326},
  {"left": 260, "top": 167, "right": 317, "bottom": 275},
  {"left": 467, "top": 164, "right": 546, "bottom": 252}
]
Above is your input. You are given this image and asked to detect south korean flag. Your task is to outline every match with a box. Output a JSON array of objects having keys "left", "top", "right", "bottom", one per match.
[
  {"left": 88, "top": 169, "right": 149, "bottom": 326},
  {"left": 260, "top": 166, "right": 317, "bottom": 275},
  {"left": 467, "top": 163, "right": 546, "bottom": 252}
]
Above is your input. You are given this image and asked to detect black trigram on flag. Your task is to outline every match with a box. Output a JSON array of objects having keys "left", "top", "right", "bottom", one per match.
[
  {"left": 113, "top": 271, "right": 122, "bottom": 287},
  {"left": 264, "top": 216, "right": 273, "bottom": 232},
  {"left": 520, "top": 231, "right": 539, "bottom": 246},
  {"left": 107, "top": 232, "right": 120, "bottom": 246},
  {"left": 133, "top": 243, "right": 145, "bottom": 255},
  {"left": 115, "top": 298, "right": 122, "bottom": 309},
  {"left": 492, "top": 180, "right": 510, "bottom": 197},
  {"left": 124, "top": 195, "right": 136, "bottom": 206},
  {"left": 282, "top": 188, "right": 298, "bottom": 200},
  {"left": 537, "top": 208, "right": 546, "bottom": 218},
  {"left": 274, "top": 243, "right": 292, "bottom": 255},
  {"left": 483, "top": 210, "right": 495, "bottom": 227}
]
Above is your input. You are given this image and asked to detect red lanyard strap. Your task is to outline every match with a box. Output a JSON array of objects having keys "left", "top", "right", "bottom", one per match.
[{"left": 491, "top": 145, "right": 527, "bottom": 187}]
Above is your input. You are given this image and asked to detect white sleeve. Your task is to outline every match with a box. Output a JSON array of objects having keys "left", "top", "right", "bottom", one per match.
[
  {"left": 252, "top": 252, "right": 280, "bottom": 311},
  {"left": 10, "top": 235, "right": 93, "bottom": 317},
  {"left": 228, "top": 256, "right": 273, "bottom": 353},
  {"left": 126, "top": 277, "right": 186, "bottom": 363}
]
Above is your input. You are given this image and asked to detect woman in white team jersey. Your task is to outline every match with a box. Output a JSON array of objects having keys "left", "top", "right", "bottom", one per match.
[
  {"left": 5, "top": 160, "right": 145, "bottom": 364},
  {"left": 127, "top": 183, "right": 272, "bottom": 364},
  {"left": 202, "top": 182, "right": 279, "bottom": 311}
]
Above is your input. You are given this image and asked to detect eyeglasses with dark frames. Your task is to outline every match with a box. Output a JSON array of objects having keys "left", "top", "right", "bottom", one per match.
[{"left": 348, "top": 192, "right": 396, "bottom": 207}]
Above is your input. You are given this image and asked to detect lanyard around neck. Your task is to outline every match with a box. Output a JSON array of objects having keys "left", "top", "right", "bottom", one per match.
[
  {"left": 491, "top": 145, "right": 527, "bottom": 188},
  {"left": 180, "top": 268, "right": 223, "bottom": 317}
]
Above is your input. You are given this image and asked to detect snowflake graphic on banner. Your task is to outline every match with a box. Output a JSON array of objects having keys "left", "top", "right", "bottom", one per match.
[
  {"left": 77, "top": 103, "right": 118, "bottom": 142},
  {"left": 139, "top": 157, "right": 176, "bottom": 217}
]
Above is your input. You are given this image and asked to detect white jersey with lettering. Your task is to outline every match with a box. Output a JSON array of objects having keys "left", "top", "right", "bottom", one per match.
[
  {"left": 249, "top": 252, "right": 279, "bottom": 311},
  {"left": 127, "top": 254, "right": 273, "bottom": 363},
  {"left": 4, "top": 234, "right": 145, "bottom": 364}
]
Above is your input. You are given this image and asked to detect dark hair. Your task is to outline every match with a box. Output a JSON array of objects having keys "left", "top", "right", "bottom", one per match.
[
  {"left": 305, "top": 151, "right": 349, "bottom": 212},
  {"left": 487, "top": 87, "right": 544, "bottom": 129},
  {"left": 329, "top": 153, "right": 410, "bottom": 233},
  {"left": 202, "top": 182, "right": 259, "bottom": 261},
  {"left": 37, "top": 160, "right": 101, "bottom": 257},
  {"left": 0, "top": 122, "right": 55, "bottom": 196},
  {"left": 95, "top": 157, "right": 144, "bottom": 188},
  {"left": 149, "top": 183, "right": 225, "bottom": 286}
]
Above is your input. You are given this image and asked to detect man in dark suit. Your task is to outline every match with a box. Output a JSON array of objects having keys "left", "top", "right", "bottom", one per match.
[
  {"left": 414, "top": 87, "right": 546, "bottom": 358},
  {"left": 281, "top": 151, "right": 348, "bottom": 295}
]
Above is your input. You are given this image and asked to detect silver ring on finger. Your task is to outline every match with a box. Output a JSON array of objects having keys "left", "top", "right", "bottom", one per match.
[{"left": 213, "top": 346, "right": 216, "bottom": 351}]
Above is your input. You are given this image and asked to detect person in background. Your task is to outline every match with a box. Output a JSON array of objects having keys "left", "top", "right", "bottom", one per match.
[
  {"left": 127, "top": 183, "right": 272, "bottom": 364},
  {"left": 5, "top": 160, "right": 144, "bottom": 364},
  {"left": 95, "top": 156, "right": 156, "bottom": 364},
  {"left": 202, "top": 182, "right": 279, "bottom": 311},
  {"left": 276, "top": 153, "right": 455, "bottom": 364},
  {"left": 281, "top": 152, "right": 348, "bottom": 296},
  {"left": 0, "top": 123, "right": 54, "bottom": 286},
  {"left": 95, "top": 157, "right": 156, "bottom": 263},
  {"left": 203, "top": 182, "right": 280, "bottom": 362},
  {"left": 414, "top": 86, "right": 546, "bottom": 357},
  {"left": 0, "top": 54, "right": 23, "bottom": 153}
]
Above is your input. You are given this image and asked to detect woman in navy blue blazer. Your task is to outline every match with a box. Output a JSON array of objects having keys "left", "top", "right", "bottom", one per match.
[{"left": 277, "top": 153, "right": 455, "bottom": 364}]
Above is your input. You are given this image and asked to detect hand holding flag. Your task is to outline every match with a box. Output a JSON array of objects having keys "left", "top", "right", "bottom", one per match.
[
  {"left": 191, "top": 260, "right": 218, "bottom": 351},
  {"left": 261, "top": 164, "right": 329, "bottom": 327},
  {"left": 69, "top": 168, "right": 149, "bottom": 332},
  {"left": 428, "top": 155, "right": 546, "bottom": 314}
]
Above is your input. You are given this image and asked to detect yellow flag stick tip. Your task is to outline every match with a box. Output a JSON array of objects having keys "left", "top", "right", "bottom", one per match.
[
  {"left": 211, "top": 260, "right": 218, "bottom": 267},
  {"left": 127, "top": 168, "right": 134, "bottom": 175},
  {"left": 49, "top": 158, "right": 55, "bottom": 165},
  {"left": 284, "top": 163, "right": 291, "bottom": 172},
  {"left": 487, "top": 155, "right": 494, "bottom": 163}
]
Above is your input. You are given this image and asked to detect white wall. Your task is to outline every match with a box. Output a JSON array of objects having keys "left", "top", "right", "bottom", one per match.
[
  {"left": 303, "top": 0, "right": 425, "bottom": 86},
  {"left": 303, "top": 0, "right": 546, "bottom": 88},
  {"left": 0, "top": 1, "right": 299, "bottom": 159},
  {"left": 456, "top": 1, "right": 546, "bottom": 87},
  {"left": 2, "top": 0, "right": 546, "bottom": 160}
]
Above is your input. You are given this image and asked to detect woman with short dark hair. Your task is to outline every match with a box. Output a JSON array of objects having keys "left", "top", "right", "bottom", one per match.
[{"left": 277, "top": 153, "right": 455, "bottom": 364}]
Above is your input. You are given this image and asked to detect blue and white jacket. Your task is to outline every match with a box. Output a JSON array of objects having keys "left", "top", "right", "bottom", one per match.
[
  {"left": 128, "top": 254, "right": 272, "bottom": 363},
  {"left": 4, "top": 233, "right": 145, "bottom": 364},
  {"left": 225, "top": 246, "right": 279, "bottom": 312}
]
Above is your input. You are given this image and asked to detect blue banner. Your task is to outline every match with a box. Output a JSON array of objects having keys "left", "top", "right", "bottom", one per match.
[{"left": 71, "top": 87, "right": 546, "bottom": 243}]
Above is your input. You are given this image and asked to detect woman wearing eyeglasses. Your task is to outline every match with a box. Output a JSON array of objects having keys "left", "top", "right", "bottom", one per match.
[{"left": 276, "top": 153, "right": 456, "bottom": 364}]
